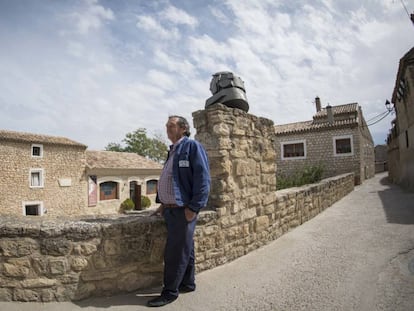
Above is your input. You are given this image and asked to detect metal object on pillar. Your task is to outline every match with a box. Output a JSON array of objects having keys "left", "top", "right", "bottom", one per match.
[{"left": 205, "top": 71, "right": 249, "bottom": 112}]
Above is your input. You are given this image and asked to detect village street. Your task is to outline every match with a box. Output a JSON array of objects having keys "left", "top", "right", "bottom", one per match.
[{"left": 3, "top": 172, "right": 414, "bottom": 311}]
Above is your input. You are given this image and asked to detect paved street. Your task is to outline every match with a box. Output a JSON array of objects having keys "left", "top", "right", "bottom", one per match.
[{"left": 3, "top": 172, "right": 414, "bottom": 311}]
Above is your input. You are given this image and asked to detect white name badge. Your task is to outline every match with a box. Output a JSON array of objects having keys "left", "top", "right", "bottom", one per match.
[{"left": 179, "top": 160, "right": 190, "bottom": 167}]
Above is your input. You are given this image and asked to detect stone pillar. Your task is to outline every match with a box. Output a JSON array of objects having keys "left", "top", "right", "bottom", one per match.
[{"left": 192, "top": 104, "right": 276, "bottom": 215}]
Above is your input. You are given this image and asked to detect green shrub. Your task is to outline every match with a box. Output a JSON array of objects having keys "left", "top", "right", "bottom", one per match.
[
  {"left": 277, "top": 164, "right": 324, "bottom": 190},
  {"left": 120, "top": 198, "right": 135, "bottom": 212},
  {"left": 141, "top": 195, "right": 151, "bottom": 209}
]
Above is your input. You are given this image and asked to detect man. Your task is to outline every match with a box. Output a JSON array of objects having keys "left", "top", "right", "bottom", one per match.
[{"left": 148, "top": 115, "right": 210, "bottom": 307}]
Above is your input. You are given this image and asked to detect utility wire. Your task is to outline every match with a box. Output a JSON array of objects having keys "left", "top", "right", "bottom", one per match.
[
  {"left": 398, "top": 0, "right": 414, "bottom": 25},
  {"left": 366, "top": 110, "right": 392, "bottom": 127},
  {"left": 399, "top": 0, "right": 411, "bottom": 18},
  {"left": 366, "top": 110, "right": 390, "bottom": 122}
]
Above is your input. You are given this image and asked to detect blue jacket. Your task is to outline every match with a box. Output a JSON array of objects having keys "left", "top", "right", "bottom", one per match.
[{"left": 158, "top": 137, "right": 210, "bottom": 213}]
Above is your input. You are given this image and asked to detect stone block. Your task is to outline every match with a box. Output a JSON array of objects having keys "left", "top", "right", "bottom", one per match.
[
  {"left": 202, "top": 225, "right": 220, "bottom": 236},
  {"left": 240, "top": 208, "right": 257, "bottom": 221},
  {"left": 13, "top": 289, "right": 40, "bottom": 302},
  {"left": 3, "top": 260, "right": 30, "bottom": 278},
  {"left": 21, "top": 278, "right": 56, "bottom": 288},
  {"left": 0, "top": 238, "right": 38, "bottom": 257},
  {"left": 81, "top": 270, "right": 118, "bottom": 282},
  {"left": 40, "top": 238, "right": 72, "bottom": 256},
  {"left": 103, "top": 240, "right": 120, "bottom": 255},
  {"left": 254, "top": 216, "right": 269, "bottom": 233},
  {"left": 49, "top": 258, "right": 68, "bottom": 275},
  {"left": 40, "top": 289, "right": 55, "bottom": 302},
  {"left": 70, "top": 256, "right": 89, "bottom": 271},
  {"left": 0, "top": 288, "right": 12, "bottom": 301},
  {"left": 72, "top": 240, "right": 99, "bottom": 256}
]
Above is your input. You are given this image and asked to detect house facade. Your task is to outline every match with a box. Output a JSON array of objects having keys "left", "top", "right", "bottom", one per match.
[
  {"left": 374, "top": 145, "right": 388, "bottom": 173},
  {"left": 387, "top": 47, "right": 414, "bottom": 191},
  {"left": 0, "top": 130, "right": 162, "bottom": 217},
  {"left": 274, "top": 98, "right": 375, "bottom": 185},
  {"left": 0, "top": 130, "right": 88, "bottom": 217},
  {"left": 86, "top": 150, "right": 162, "bottom": 214}
]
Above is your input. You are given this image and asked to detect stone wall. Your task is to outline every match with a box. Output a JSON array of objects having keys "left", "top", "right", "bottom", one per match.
[
  {"left": 388, "top": 61, "right": 414, "bottom": 191},
  {"left": 0, "top": 104, "right": 354, "bottom": 302},
  {"left": 0, "top": 215, "right": 166, "bottom": 302},
  {"left": 0, "top": 173, "right": 353, "bottom": 302}
]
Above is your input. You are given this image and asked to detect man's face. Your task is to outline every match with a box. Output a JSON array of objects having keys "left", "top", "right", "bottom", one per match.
[{"left": 166, "top": 117, "right": 185, "bottom": 143}]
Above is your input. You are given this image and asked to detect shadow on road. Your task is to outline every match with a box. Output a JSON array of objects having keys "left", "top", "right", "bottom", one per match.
[
  {"left": 377, "top": 176, "right": 414, "bottom": 224},
  {"left": 73, "top": 287, "right": 162, "bottom": 308}
]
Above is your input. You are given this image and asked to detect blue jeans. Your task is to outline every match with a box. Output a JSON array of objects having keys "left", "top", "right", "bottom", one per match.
[{"left": 161, "top": 207, "right": 197, "bottom": 298}]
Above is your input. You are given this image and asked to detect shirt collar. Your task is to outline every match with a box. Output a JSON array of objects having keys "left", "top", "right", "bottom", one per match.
[{"left": 170, "top": 136, "right": 185, "bottom": 152}]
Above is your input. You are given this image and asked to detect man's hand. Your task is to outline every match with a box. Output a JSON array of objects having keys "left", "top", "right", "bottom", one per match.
[
  {"left": 184, "top": 207, "right": 196, "bottom": 222},
  {"left": 151, "top": 204, "right": 165, "bottom": 217}
]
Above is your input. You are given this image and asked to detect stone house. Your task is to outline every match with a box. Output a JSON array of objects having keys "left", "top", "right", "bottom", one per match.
[
  {"left": 374, "top": 145, "right": 388, "bottom": 173},
  {"left": 387, "top": 47, "right": 414, "bottom": 191},
  {"left": 0, "top": 130, "right": 88, "bottom": 217},
  {"left": 85, "top": 150, "right": 162, "bottom": 213},
  {"left": 0, "top": 129, "right": 162, "bottom": 217},
  {"left": 274, "top": 98, "right": 375, "bottom": 185}
]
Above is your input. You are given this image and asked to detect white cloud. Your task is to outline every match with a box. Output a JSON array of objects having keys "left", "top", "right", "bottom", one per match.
[
  {"left": 160, "top": 5, "right": 198, "bottom": 27},
  {"left": 209, "top": 6, "right": 230, "bottom": 25},
  {"left": 136, "top": 15, "right": 180, "bottom": 40},
  {"left": 0, "top": 0, "right": 412, "bottom": 149},
  {"left": 70, "top": 0, "right": 114, "bottom": 35},
  {"left": 153, "top": 50, "right": 196, "bottom": 77},
  {"left": 147, "top": 69, "right": 177, "bottom": 91}
]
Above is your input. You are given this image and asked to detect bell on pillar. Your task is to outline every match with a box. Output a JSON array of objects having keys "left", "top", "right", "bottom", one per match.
[{"left": 205, "top": 71, "right": 249, "bottom": 112}]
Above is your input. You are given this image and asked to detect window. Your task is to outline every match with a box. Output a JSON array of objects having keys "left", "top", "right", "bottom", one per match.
[
  {"left": 406, "top": 130, "right": 409, "bottom": 148},
  {"left": 22, "top": 201, "right": 44, "bottom": 216},
  {"left": 281, "top": 140, "right": 306, "bottom": 159},
  {"left": 31, "top": 144, "right": 43, "bottom": 158},
  {"left": 99, "top": 181, "right": 119, "bottom": 201},
  {"left": 333, "top": 135, "right": 353, "bottom": 156},
  {"left": 146, "top": 180, "right": 158, "bottom": 194},
  {"left": 29, "top": 169, "right": 44, "bottom": 188}
]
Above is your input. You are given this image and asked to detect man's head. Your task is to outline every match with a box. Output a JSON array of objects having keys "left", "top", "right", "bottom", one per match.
[{"left": 166, "top": 115, "right": 190, "bottom": 143}]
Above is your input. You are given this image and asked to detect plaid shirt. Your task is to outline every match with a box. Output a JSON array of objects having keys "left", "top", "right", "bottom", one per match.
[{"left": 157, "top": 143, "right": 178, "bottom": 205}]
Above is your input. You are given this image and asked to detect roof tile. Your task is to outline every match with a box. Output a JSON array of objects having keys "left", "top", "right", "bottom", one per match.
[
  {"left": 86, "top": 150, "right": 163, "bottom": 170},
  {"left": 0, "top": 129, "right": 87, "bottom": 147},
  {"left": 275, "top": 103, "right": 359, "bottom": 135}
]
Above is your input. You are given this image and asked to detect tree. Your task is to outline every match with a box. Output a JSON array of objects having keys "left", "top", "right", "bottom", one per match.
[
  {"left": 105, "top": 128, "right": 168, "bottom": 163},
  {"left": 105, "top": 142, "right": 123, "bottom": 152}
]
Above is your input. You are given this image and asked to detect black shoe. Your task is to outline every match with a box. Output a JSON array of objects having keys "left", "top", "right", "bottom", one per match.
[
  {"left": 147, "top": 295, "right": 177, "bottom": 307},
  {"left": 179, "top": 285, "right": 196, "bottom": 293}
]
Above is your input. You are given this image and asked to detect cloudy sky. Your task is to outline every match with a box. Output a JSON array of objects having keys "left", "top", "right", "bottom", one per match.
[{"left": 0, "top": 0, "right": 413, "bottom": 149}]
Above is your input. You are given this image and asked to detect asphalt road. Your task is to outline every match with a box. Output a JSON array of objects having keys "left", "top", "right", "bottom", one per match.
[{"left": 3, "top": 172, "right": 414, "bottom": 311}]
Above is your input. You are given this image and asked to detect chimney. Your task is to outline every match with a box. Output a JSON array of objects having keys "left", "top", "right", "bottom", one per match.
[
  {"left": 326, "top": 104, "right": 334, "bottom": 124},
  {"left": 315, "top": 96, "right": 321, "bottom": 112}
]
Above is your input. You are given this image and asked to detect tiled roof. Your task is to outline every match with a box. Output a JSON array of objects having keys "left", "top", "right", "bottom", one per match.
[
  {"left": 86, "top": 150, "right": 163, "bottom": 170},
  {"left": 0, "top": 129, "right": 87, "bottom": 147},
  {"left": 274, "top": 120, "right": 313, "bottom": 134},
  {"left": 275, "top": 103, "right": 359, "bottom": 135},
  {"left": 274, "top": 119, "right": 358, "bottom": 134},
  {"left": 313, "top": 103, "right": 358, "bottom": 119}
]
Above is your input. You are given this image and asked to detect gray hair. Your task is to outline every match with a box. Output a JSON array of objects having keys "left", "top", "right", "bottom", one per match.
[{"left": 169, "top": 115, "right": 191, "bottom": 137}]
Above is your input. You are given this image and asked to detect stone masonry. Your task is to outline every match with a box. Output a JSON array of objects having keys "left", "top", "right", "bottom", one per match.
[
  {"left": 274, "top": 104, "right": 375, "bottom": 185},
  {"left": 0, "top": 137, "right": 88, "bottom": 217},
  {"left": 0, "top": 104, "right": 355, "bottom": 301}
]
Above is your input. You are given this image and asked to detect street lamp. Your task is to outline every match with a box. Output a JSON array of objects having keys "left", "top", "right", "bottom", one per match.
[{"left": 385, "top": 100, "right": 393, "bottom": 112}]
